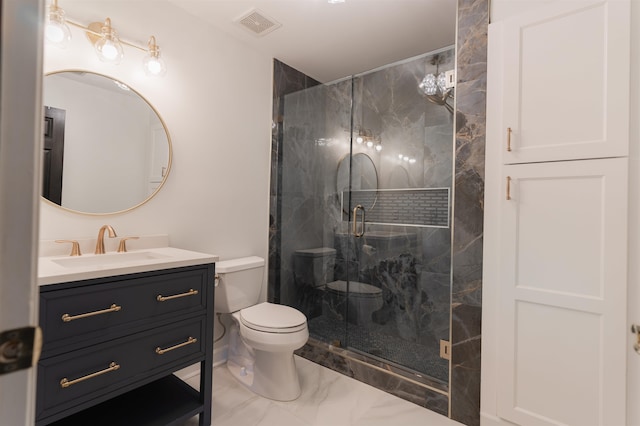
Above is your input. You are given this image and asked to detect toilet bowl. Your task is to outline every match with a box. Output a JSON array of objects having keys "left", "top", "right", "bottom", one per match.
[
  {"left": 215, "top": 257, "right": 309, "bottom": 401},
  {"left": 324, "top": 280, "right": 383, "bottom": 326}
]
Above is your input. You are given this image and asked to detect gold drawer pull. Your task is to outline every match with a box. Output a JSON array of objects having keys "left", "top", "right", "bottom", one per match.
[
  {"left": 61, "top": 304, "right": 122, "bottom": 322},
  {"left": 156, "top": 288, "right": 198, "bottom": 302},
  {"left": 60, "top": 362, "right": 120, "bottom": 388},
  {"left": 155, "top": 337, "right": 197, "bottom": 355}
]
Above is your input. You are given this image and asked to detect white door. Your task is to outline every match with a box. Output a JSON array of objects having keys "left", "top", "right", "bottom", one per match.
[
  {"left": 627, "top": 1, "right": 640, "bottom": 424},
  {"left": 501, "top": 0, "right": 630, "bottom": 164},
  {"left": 497, "top": 158, "right": 628, "bottom": 425},
  {"left": 0, "top": 1, "right": 44, "bottom": 425}
]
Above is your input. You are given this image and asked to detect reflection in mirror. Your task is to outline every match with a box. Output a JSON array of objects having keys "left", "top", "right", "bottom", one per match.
[
  {"left": 336, "top": 152, "right": 378, "bottom": 212},
  {"left": 42, "top": 71, "right": 171, "bottom": 214},
  {"left": 388, "top": 165, "right": 410, "bottom": 189}
]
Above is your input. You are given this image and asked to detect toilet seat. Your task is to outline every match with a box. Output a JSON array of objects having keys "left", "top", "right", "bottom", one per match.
[
  {"left": 326, "top": 280, "right": 382, "bottom": 298},
  {"left": 240, "top": 302, "right": 307, "bottom": 333}
]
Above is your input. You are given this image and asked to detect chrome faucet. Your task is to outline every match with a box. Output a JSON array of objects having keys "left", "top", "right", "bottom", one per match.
[{"left": 95, "top": 225, "right": 117, "bottom": 254}]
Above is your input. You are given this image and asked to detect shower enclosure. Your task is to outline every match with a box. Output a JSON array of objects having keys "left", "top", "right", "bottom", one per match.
[{"left": 270, "top": 48, "right": 455, "bottom": 396}]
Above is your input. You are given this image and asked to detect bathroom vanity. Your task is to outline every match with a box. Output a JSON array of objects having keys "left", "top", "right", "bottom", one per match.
[{"left": 36, "top": 245, "right": 217, "bottom": 426}]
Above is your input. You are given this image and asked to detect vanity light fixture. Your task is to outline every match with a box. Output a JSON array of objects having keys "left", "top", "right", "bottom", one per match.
[
  {"left": 355, "top": 128, "right": 382, "bottom": 151},
  {"left": 88, "top": 18, "right": 124, "bottom": 64},
  {"left": 398, "top": 153, "right": 416, "bottom": 164},
  {"left": 143, "top": 36, "right": 166, "bottom": 76},
  {"left": 45, "top": 0, "right": 71, "bottom": 48},
  {"left": 44, "top": 1, "right": 167, "bottom": 76}
]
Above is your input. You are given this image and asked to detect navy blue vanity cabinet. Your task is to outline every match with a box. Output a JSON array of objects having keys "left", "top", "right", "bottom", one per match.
[{"left": 35, "top": 263, "right": 214, "bottom": 426}]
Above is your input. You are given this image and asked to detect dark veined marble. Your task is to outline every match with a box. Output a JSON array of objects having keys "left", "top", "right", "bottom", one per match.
[{"left": 450, "top": 0, "right": 488, "bottom": 425}]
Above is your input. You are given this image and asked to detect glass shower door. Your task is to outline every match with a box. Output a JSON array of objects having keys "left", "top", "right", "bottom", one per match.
[
  {"left": 341, "top": 51, "right": 454, "bottom": 385},
  {"left": 275, "top": 47, "right": 454, "bottom": 387},
  {"left": 277, "top": 78, "right": 352, "bottom": 349}
]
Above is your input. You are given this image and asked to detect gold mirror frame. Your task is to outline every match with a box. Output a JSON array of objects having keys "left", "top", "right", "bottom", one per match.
[{"left": 42, "top": 69, "right": 173, "bottom": 215}]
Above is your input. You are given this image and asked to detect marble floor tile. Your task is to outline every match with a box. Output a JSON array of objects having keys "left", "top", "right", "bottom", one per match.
[{"left": 183, "top": 356, "right": 461, "bottom": 426}]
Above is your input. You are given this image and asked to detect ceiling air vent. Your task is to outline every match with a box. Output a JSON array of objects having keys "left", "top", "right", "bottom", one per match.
[{"left": 236, "top": 9, "right": 281, "bottom": 37}]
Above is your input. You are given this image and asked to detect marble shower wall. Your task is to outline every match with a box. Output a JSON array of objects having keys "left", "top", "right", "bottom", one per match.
[{"left": 450, "top": 0, "right": 488, "bottom": 425}]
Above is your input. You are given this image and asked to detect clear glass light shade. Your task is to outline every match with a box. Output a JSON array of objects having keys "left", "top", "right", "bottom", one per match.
[
  {"left": 143, "top": 53, "right": 166, "bottom": 76},
  {"left": 95, "top": 28, "right": 123, "bottom": 64},
  {"left": 437, "top": 72, "right": 448, "bottom": 92},
  {"left": 45, "top": 8, "right": 71, "bottom": 48},
  {"left": 419, "top": 74, "right": 437, "bottom": 96}
]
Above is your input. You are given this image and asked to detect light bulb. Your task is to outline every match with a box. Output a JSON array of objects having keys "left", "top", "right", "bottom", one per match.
[
  {"left": 45, "top": 5, "right": 71, "bottom": 48},
  {"left": 101, "top": 41, "right": 119, "bottom": 60},
  {"left": 356, "top": 136, "right": 364, "bottom": 144},
  {"left": 403, "top": 156, "right": 409, "bottom": 162},
  {"left": 94, "top": 19, "right": 123, "bottom": 64},
  {"left": 366, "top": 141, "right": 374, "bottom": 148},
  {"left": 143, "top": 36, "right": 166, "bottom": 77},
  {"left": 409, "top": 158, "right": 416, "bottom": 164},
  {"left": 398, "top": 154, "right": 404, "bottom": 159},
  {"left": 375, "top": 144, "right": 382, "bottom": 152},
  {"left": 144, "top": 55, "right": 166, "bottom": 76}
]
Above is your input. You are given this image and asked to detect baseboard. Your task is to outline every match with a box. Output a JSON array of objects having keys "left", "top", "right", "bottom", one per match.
[{"left": 481, "top": 412, "right": 518, "bottom": 426}]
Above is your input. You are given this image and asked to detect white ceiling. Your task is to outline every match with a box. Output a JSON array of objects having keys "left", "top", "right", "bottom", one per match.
[
  {"left": 166, "top": 0, "right": 457, "bottom": 83},
  {"left": 56, "top": 0, "right": 457, "bottom": 83}
]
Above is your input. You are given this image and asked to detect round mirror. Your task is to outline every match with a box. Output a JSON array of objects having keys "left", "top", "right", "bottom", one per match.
[
  {"left": 42, "top": 70, "right": 172, "bottom": 214},
  {"left": 336, "top": 153, "right": 378, "bottom": 212}
]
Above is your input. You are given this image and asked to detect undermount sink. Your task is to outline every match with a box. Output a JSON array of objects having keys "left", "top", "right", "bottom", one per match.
[{"left": 52, "top": 251, "right": 171, "bottom": 268}]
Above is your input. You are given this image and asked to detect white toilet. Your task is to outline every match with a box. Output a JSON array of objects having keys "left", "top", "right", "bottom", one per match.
[
  {"left": 324, "top": 280, "right": 384, "bottom": 326},
  {"left": 214, "top": 256, "right": 309, "bottom": 401}
]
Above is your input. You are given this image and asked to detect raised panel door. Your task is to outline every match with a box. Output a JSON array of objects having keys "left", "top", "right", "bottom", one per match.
[
  {"left": 501, "top": 1, "right": 630, "bottom": 164},
  {"left": 497, "top": 158, "right": 628, "bottom": 425}
]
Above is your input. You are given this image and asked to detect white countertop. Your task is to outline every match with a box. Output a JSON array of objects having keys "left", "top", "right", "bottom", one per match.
[{"left": 38, "top": 236, "right": 218, "bottom": 286}]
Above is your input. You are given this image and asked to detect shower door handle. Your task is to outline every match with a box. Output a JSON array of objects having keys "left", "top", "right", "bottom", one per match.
[{"left": 352, "top": 205, "right": 365, "bottom": 238}]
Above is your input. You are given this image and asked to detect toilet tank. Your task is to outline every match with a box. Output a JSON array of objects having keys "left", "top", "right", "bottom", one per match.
[
  {"left": 293, "top": 247, "right": 336, "bottom": 288},
  {"left": 214, "top": 256, "right": 265, "bottom": 313}
]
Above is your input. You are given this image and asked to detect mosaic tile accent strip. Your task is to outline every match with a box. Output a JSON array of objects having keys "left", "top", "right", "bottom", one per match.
[{"left": 346, "top": 188, "right": 450, "bottom": 228}]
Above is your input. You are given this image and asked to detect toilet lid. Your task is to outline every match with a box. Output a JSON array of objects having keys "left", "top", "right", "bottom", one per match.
[
  {"left": 240, "top": 302, "right": 307, "bottom": 333},
  {"left": 326, "top": 280, "right": 382, "bottom": 297}
]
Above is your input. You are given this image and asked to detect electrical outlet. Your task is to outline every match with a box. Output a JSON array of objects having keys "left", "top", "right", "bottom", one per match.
[
  {"left": 444, "top": 70, "right": 455, "bottom": 88},
  {"left": 440, "top": 339, "right": 451, "bottom": 360}
]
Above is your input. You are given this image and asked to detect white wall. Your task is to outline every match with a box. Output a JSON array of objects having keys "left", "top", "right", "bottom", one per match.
[
  {"left": 41, "top": 1, "right": 273, "bottom": 346},
  {"left": 482, "top": 1, "right": 640, "bottom": 425}
]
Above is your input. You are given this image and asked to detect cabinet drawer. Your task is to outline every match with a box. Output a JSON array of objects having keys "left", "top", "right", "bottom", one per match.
[
  {"left": 40, "top": 267, "right": 210, "bottom": 346},
  {"left": 36, "top": 317, "right": 205, "bottom": 422}
]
